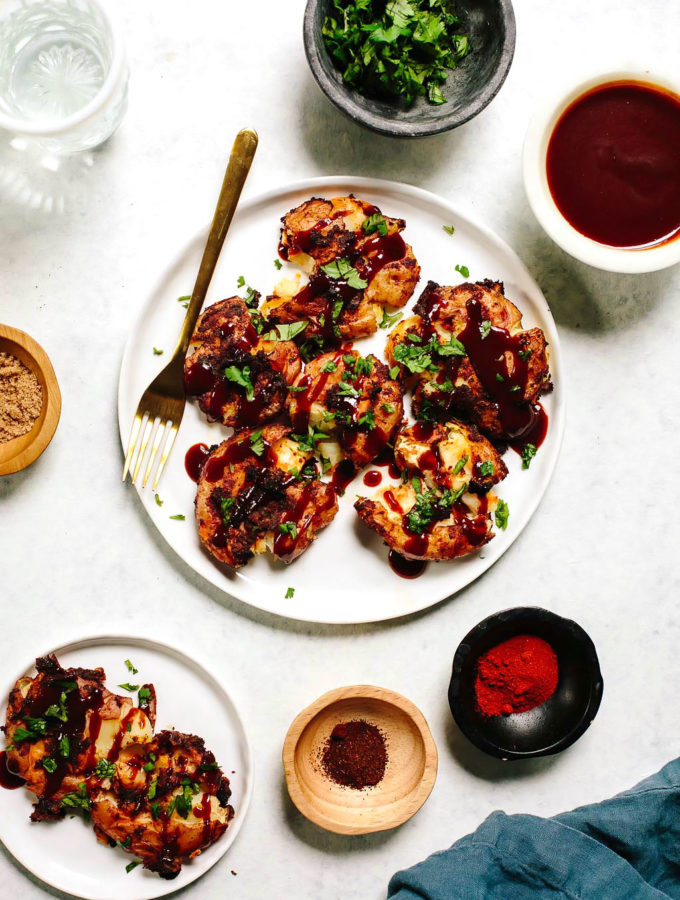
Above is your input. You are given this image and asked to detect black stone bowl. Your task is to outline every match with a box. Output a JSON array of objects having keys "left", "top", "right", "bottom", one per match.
[
  {"left": 303, "top": 0, "right": 516, "bottom": 138},
  {"left": 448, "top": 607, "right": 603, "bottom": 760}
]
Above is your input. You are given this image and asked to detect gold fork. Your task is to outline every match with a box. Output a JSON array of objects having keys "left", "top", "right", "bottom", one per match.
[{"left": 122, "top": 127, "right": 258, "bottom": 490}]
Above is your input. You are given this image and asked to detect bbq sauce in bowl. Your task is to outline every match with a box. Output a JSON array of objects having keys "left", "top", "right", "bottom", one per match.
[{"left": 546, "top": 81, "right": 680, "bottom": 248}]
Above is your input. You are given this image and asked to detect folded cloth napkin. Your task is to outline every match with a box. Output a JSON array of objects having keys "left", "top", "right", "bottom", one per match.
[{"left": 388, "top": 759, "right": 680, "bottom": 900}]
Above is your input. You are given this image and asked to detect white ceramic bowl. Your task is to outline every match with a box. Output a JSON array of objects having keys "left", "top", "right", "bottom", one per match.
[{"left": 523, "top": 69, "right": 680, "bottom": 274}]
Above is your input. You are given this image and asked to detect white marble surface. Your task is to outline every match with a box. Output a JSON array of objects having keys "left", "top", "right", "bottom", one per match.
[{"left": 1, "top": 1, "right": 680, "bottom": 897}]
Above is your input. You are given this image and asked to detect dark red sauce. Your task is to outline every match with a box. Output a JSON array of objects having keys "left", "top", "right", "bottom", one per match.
[
  {"left": 107, "top": 709, "right": 136, "bottom": 763},
  {"left": 509, "top": 403, "right": 549, "bottom": 454},
  {"left": 203, "top": 434, "right": 272, "bottom": 483},
  {"left": 388, "top": 551, "right": 427, "bottom": 579},
  {"left": 383, "top": 489, "right": 404, "bottom": 514},
  {"left": 546, "top": 81, "right": 680, "bottom": 248},
  {"left": 458, "top": 298, "right": 539, "bottom": 443},
  {"left": 330, "top": 459, "right": 357, "bottom": 496},
  {"left": 363, "top": 470, "right": 382, "bottom": 487},
  {"left": 185, "top": 443, "right": 212, "bottom": 482},
  {"left": 373, "top": 446, "right": 401, "bottom": 480},
  {"left": 0, "top": 751, "right": 25, "bottom": 789}
]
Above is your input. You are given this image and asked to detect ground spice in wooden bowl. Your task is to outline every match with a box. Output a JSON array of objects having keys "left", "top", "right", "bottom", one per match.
[
  {"left": 0, "top": 352, "right": 43, "bottom": 443},
  {"left": 320, "top": 720, "right": 388, "bottom": 789}
]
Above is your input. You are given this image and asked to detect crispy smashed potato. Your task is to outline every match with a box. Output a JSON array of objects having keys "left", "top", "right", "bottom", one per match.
[
  {"left": 2, "top": 655, "right": 235, "bottom": 880},
  {"left": 184, "top": 296, "right": 301, "bottom": 427},
  {"left": 287, "top": 349, "right": 404, "bottom": 469},
  {"left": 354, "top": 421, "right": 507, "bottom": 560},
  {"left": 262, "top": 196, "right": 420, "bottom": 351},
  {"left": 195, "top": 425, "right": 338, "bottom": 568},
  {"left": 387, "top": 280, "right": 551, "bottom": 442}
]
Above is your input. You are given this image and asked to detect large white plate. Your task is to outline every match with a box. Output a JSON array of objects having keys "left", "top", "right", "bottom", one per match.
[
  {"left": 0, "top": 636, "right": 253, "bottom": 900},
  {"left": 118, "top": 177, "right": 565, "bottom": 624}
]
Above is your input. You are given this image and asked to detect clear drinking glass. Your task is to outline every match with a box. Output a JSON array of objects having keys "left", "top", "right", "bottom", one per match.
[{"left": 0, "top": 0, "right": 128, "bottom": 152}]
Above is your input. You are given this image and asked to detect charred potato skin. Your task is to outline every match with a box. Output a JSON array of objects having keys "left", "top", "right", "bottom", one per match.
[
  {"left": 184, "top": 296, "right": 302, "bottom": 427},
  {"left": 90, "top": 730, "right": 234, "bottom": 880},
  {"left": 194, "top": 426, "right": 338, "bottom": 569}
]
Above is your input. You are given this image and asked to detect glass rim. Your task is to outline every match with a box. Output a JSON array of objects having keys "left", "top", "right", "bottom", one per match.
[{"left": 0, "top": 0, "right": 127, "bottom": 137}]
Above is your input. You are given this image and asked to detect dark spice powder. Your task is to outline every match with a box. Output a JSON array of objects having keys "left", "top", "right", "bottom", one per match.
[{"left": 320, "top": 719, "right": 387, "bottom": 789}]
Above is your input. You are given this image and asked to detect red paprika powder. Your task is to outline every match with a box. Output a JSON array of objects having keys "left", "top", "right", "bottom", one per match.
[{"left": 474, "top": 634, "right": 559, "bottom": 717}]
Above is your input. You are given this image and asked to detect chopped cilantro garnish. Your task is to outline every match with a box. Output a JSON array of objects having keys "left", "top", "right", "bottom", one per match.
[
  {"left": 354, "top": 356, "right": 373, "bottom": 376},
  {"left": 362, "top": 213, "right": 388, "bottom": 236},
  {"left": 521, "top": 443, "right": 538, "bottom": 470},
  {"left": 125, "top": 861, "right": 140, "bottom": 874},
  {"left": 381, "top": 402, "right": 395, "bottom": 413},
  {"left": 45, "top": 691, "right": 69, "bottom": 723},
  {"left": 249, "top": 429, "right": 265, "bottom": 456},
  {"left": 437, "top": 335, "right": 466, "bottom": 357},
  {"left": 177, "top": 294, "right": 190, "bottom": 309},
  {"left": 138, "top": 687, "right": 152, "bottom": 705},
  {"left": 392, "top": 340, "right": 433, "bottom": 374},
  {"left": 337, "top": 381, "right": 360, "bottom": 398},
  {"left": 278, "top": 522, "right": 299, "bottom": 539},
  {"left": 118, "top": 683, "right": 139, "bottom": 692},
  {"left": 478, "top": 460, "right": 494, "bottom": 477},
  {"left": 285, "top": 586, "right": 295, "bottom": 599},
  {"left": 320, "top": 258, "right": 367, "bottom": 290},
  {"left": 452, "top": 454, "right": 469, "bottom": 475},
  {"left": 455, "top": 264, "right": 470, "bottom": 278},
  {"left": 154, "top": 493, "right": 163, "bottom": 507},
  {"left": 358, "top": 411, "right": 376, "bottom": 430},
  {"left": 495, "top": 373, "right": 504, "bottom": 383},
  {"left": 220, "top": 496, "right": 234, "bottom": 526},
  {"left": 442, "top": 224, "right": 455, "bottom": 235},
  {"left": 495, "top": 499, "right": 510, "bottom": 530},
  {"left": 150, "top": 801, "right": 162, "bottom": 819},
  {"left": 380, "top": 309, "right": 404, "bottom": 330},
  {"left": 274, "top": 258, "right": 283, "bottom": 270},
  {"left": 59, "top": 736, "right": 70, "bottom": 758},
  {"left": 224, "top": 364, "right": 255, "bottom": 402},
  {"left": 389, "top": 366, "right": 400, "bottom": 380},
  {"left": 41, "top": 757, "right": 57, "bottom": 774},
  {"left": 152, "top": 347, "right": 163, "bottom": 356},
  {"left": 125, "top": 659, "right": 138, "bottom": 675},
  {"left": 169, "top": 514, "right": 185, "bottom": 521},
  {"left": 480, "top": 320, "right": 491, "bottom": 339},
  {"left": 61, "top": 783, "right": 90, "bottom": 813},
  {"left": 147, "top": 779, "right": 158, "bottom": 801},
  {"left": 321, "top": 359, "right": 338, "bottom": 373},
  {"left": 237, "top": 276, "right": 246, "bottom": 288},
  {"left": 263, "top": 321, "right": 307, "bottom": 342},
  {"left": 519, "top": 349, "right": 531, "bottom": 361},
  {"left": 322, "top": 0, "right": 470, "bottom": 107}
]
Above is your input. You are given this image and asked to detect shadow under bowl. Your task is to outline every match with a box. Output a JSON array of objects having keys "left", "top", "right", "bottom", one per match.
[
  {"left": 448, "top": 607, "right": 603, "bottom": 760},
  {"left": 283, "top": 685, "right": 438, "bottom": 834},
  {"left": 303, "top": 0, "right": 516, "bottom": 137}
]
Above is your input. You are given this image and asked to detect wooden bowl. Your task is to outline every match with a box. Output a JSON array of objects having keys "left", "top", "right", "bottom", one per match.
[
  {"left": 283, "top": 685, "right": 437, "bottom": 835},
  {"left": 0, "top": 324, "right": 61, "bottom": 476}
]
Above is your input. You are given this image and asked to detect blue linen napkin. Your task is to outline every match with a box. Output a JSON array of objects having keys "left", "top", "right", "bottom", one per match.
[{"left": 388, "top": 759, "right": 680, "bottom": 899}]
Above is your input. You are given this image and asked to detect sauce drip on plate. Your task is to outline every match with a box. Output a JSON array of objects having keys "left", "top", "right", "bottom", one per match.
[
  {"left": 547, "top": 81, "right": 680, "bottom": 248},
  {"left": 0, "top": 750, "right": 25, "bottom": 790}
]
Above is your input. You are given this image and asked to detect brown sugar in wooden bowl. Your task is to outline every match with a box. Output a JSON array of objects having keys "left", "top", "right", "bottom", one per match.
[
  {"left": 0, "top": 324, "right": 61, "bottom": 476},
  {"left": 282, "top": 685, "right": 438, "bottom": 835}
]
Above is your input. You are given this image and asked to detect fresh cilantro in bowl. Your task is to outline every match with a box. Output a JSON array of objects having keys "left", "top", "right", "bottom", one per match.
[{"left": 322, "top": 0, "right": 470, "bottom": 106}]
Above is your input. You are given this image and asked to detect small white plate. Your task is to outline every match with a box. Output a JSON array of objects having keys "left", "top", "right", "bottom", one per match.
[
  {"left": 118, "top": 176, "right": 565, "bottom": 624},
  {"left": 0, "top": 636, "right": 253, "bottom": 900}
]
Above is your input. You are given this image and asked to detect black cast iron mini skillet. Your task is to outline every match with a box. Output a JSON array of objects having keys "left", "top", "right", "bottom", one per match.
[
  {"left": 304, "top": 0, "right": 516, "bottom": 137},
  {"left": 449, "top": 607, "right": 603, "bottom": 760}
]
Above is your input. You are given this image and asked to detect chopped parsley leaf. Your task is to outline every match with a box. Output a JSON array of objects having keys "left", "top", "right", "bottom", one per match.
[
  {"left": 480, "top": 320, "right": 491, "bottom": 340},
  {"left": 321, "top": 360, "right": 337, "bottom": 373},
  {"left": 95, "top": 759, "right": 116, "bottom": 779},
  {"left": 320, "top": 258, "right": 367, "bottom": 290},
  {"left": 118, "top": 683, "right": 139, "bottom": 692},
  {"left": 455, "top": 264, "right": 470, "bottom": 278},
  {"left": 381, "top": 403, "right": 395, "bottom": 413},
  {"left": 278, "top": 522, "right": 298, "bottom": 539},
  {"left": 358, "top": 411, "right": 376, "bottom": 430},
  {"left": 363, "top": 213, "right": 389, "bottom": 236},
  {"left": 150, "top": 801, "right": 162, "bottom": 819},
  {"left": 495, "top": 499, "right": 510, "bottom": 531},
  {"left": 495, "top": 373, "right": 505, "bottom": 383},
  {"left": 224, "top": 364, "right": 255, "bottom": 401},
  {"left": 147, "top": 779, "right": 158, "bottom": 801},
  {"left": 138, "top": 687, "right": 152, "bottom": 705},
  {"left": 41, "top": 757, "right": 57, "bottom": 774},
  {"left": 478, "top": 460, "right": 494, "bottom": 477},
  {"left": 380, "top": 309, "right": 404, "bottom": 330},
  {"left": 61, "top": 783, "right": 90, "bottom": 813},
  {"left": 337, "top": 381, "right": 359, "bottom": 398},
  {"left": 152, "top": 347, "right": 163, "bottom": 356},
  {"left": 392, "top": 340, "right": 432, "bottom": 374},
  {"left": 263, "top": 321, "right": 307, "bottom": 342},
  {"left": 249, "top": 429, "right": 265, "bottom": 456},
  {"left": 521, "top": 443, "right": 538, "bottom": 470},
  {"left": 154, "top": 493, "right": 163, "bottom": 507},
  {"left": 285, "top": 586, "right": 295, "bottom": 599},
  {"left": 452, "top": 454, "right": 469, "bottom": 475},
  {"left": 169, "top": 514, "right": 186, "bottom": 521},
  {"left": 274, "top": 258, "right": 283, "bottom": 270},
  {"left": 442, "top": 224, "right": 455, "bottom": 235},
  {"left": 59, "top": 736, "right": 70, "bottom": 758},
  {"left": 389, "top": 366, "right": 400, "bottom": 380},
  {"left": 220, "top": 496, "right": 234, "bottom": 526},
  {"left": 237, "top": 276, "right": 245, "bottom": 288},
  {"left": 125, "top": 659, "right": 138, "bottom": 675},
  {"left": 437, "top": 335, "right": 466, "bottom": 357}
]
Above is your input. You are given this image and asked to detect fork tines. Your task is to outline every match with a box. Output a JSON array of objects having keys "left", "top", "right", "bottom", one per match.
[{"left": 122, "top": 411, "right": 179, "bottom": 490}]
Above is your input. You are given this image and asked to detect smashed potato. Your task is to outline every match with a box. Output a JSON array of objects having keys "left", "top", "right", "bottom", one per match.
[
  {"left": 195, "top": 425, "right": 338, "bottom": 568},
  {"left": 262, "top": 196, "right": 420, "bottom": 352},
  {"left": 184, "top": 296, "right": 301, "bottom": 427},
  {"left": 287, "top": 349, "right": 404, "bottom": 469},
  {"left": 354, "top": 421, "right": 508, "bottom": 561},
  {"left": 387, "top": 280, "right": 551, "bottom": 442}
]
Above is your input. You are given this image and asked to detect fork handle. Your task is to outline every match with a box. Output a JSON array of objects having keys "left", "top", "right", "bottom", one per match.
[{"left": 175, "top": 127, "right": 259, "bottom": 356}]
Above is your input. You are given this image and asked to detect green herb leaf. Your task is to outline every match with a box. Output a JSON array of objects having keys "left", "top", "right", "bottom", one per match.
[
  {"left": 154, "top": 494, "right": 163, "bottom": 507},
  {"left": 118, "top": 683, "right": 139, "bottom": 692},
  {"left": 125, "top": 861, "right": 140, "bottom": 874},
  {"left": 61, "top": 783, "right": 90, "bottom": 813},
  {"left": 442, "top": 224, "right": 455, "bottom": 235},
  {"left": 337, "top": 380, "right": 360, "bottom": 398},
  {"left": 480, "top": 320, "right": 491, "bottom": 340},
  {"left": 59, "top": 736, "right": 70, "bottom": 758},
  {"left": 320, "top": 360, "right": 337, "bottom": 373},
  {"left": 455, "top": 264, "right": 470, "bottom": 278},
  {"left": 237, "top": 276, "right": 245, "bottom": 288},
  {"left": 147, "top": 779, "right": 158, "bottom": 800},
  {"left": 152, "top": 347, "right": 163, "bottom": 356},
  {"left": 278, "top": 522, "right": 298, "bottom": 539},
  {"left": 95, "top": 759, "right": 116, "bottom": 779},
  {"left": 177, "top": 294, "right": 190, "bottom": 309},
  {"left": 495, "top": 499, "right": 510, "bottom": 531},
  {"left": 320, "top": 258, "right": 368, "bottom": 290},
  {"left": 521, "top": 443, "right": 538, "bottom": 470},
  {"left": 263, "top": 321, "right": 307, "bottom": 342},
  {"left": 249, "top": 429, "right": 265, "bottom": 456},
  {"left": 285, "top": 586, "right": 295, "bottom": 599},
  {"left": 138, "top": 687, "right": 152, "bottom": 705},
  {"left": 381, "top": 403, "right": 395, "bottom": 413},
  {"left": 125, "top": 659, "right": 138, "bottom": 675},
  {"left": 169, "top": 514, "right": 185, "bottom": 521},
  {"left": 363, "top": 213, "right": 388, "bottom": 236},
  {"left": 436, "top": 335, "right": 466, "bottom": 357},
  {"left": 42, "top": 757, "right": 57, "bottom": 774},
  {"left": 478, "top": 460, "right": 494, "bottom": 477},
  {"left": 452, "top": 454, "right": 469, "bottom": 475},
  {"left": 358, "top": 411, "right": 376, "bottom": 430},
  {"left": 389, "top": 366, "right": 400, "bottom": 380},
  {"left": 380, "top": 309, "right": 404, "bottom": 330},
  {"left": 224, "top": 364, "right": 255, "bottom": 402},
  {"left": 274, "top": 258, "right": 283, "bottom": 270}
]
